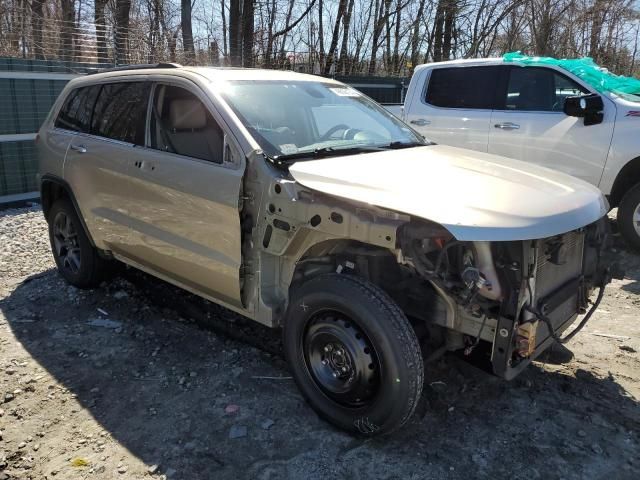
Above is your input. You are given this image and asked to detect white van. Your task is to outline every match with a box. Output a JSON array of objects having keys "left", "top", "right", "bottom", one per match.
[{"left": 387, "top": 58, "right": 640, "bottom": 249}]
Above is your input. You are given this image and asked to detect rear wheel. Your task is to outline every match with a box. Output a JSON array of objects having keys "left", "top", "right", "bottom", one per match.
[
  {"left": 284, "top": 274, "right": 424, "bottom": 435},
  {"left": 617, "top": 183, "right": 640, "bottom": 250},
  {"left": 48, "top": 199, "right": 107, "bottom": 288}
]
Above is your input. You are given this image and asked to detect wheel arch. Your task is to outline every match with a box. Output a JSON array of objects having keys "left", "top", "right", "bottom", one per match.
[
  {"left": 40, "top": 175, "right": 96, "bottom": 247},
  {"left": 288, "top": 238, "right": 400, "bottom": 294},
  {"left": 609, "top": 156, "right": 640, "bottom": 208}
]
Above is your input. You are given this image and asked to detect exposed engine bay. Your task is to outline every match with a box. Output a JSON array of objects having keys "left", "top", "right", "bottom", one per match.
[{"left": 394, "top": 217, "right": 621, "bottom": 379}]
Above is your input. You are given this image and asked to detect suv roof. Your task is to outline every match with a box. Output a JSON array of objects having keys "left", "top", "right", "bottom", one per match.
[{"left": 73, "top": 64, "right": 340, "bottom": 86}]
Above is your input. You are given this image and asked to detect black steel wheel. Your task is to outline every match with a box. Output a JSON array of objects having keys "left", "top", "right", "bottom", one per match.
[
  {"left": 304, "top": 313, "right": 380, "bottom": 408},
  {"left": 284, "top": 273, "right": 424, "bottom": 435},
  {"left": 48, "top": 198, "right": 107, "bottom": 288}
]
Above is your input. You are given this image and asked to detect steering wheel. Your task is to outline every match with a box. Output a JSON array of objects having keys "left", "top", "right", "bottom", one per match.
[
  {"left": 320, "top": 124, "right": 350, "bottom": 141},
  {"left": 342, "top": 128, "right": 361, "bottom": 140}
]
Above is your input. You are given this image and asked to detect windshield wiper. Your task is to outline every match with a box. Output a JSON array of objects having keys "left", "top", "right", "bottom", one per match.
[
  {"left": 272, "top": 145, "right": 387, "bottom": 165},
  {"left": 387, "top": 140, "right": 428, "bottom": 149}
]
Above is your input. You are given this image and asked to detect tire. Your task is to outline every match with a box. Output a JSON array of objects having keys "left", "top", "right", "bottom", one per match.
[
  {"left": 283, "top": 273, "right": 424, "bottom": 435},
  {"left": 47, "top": 198, "right": 107, "bottom": 288},
  {"left": 617, "top": 183, "right": 640, "bottom": 251}
]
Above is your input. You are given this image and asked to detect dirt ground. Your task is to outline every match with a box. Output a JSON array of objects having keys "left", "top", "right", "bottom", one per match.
[{"left": 0, "top": 205, "right": 638, "bottom": 480}]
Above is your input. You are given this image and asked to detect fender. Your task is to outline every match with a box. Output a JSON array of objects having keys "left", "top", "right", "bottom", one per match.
[
  {"left": 40, "top": 174, "right": 97, "bottom": 248},
  {"left": 609, "top": 156, "right": 640, "bottom": 208}
]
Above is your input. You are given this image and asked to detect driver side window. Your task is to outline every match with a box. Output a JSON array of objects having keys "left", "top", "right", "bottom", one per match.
[
  {"left": 505, "top": 67, "right": 588, "bottom": 112},
  {"left": 150, "top": 84, "right": 224, "bottom": 164}
]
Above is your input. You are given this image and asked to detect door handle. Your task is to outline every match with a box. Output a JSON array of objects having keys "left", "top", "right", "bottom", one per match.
[
  {"left": 70, "top": 144, "right": 87, "bottom": 153},
  {"left": 134, "top": 160, "right": 156, "bottom": 171},
  {"left": 494, "top": 122, "right": 520, "bottom": 130},
  {"left": 410, "top": 118, "right": 431, "bottom": 126}
]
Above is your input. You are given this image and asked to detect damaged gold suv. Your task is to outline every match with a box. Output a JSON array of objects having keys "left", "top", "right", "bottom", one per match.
[{"left": 38, "top": 64, "right": 620, "bottom": 435}]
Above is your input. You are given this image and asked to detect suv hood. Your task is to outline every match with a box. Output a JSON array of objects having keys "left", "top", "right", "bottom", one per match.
[{"left": 289, "top": 145, "right": 608, "bottom": 241}]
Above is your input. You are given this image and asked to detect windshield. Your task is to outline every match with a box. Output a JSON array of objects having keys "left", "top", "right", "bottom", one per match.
[{"left": 219, "top": 80, "right": 425, "bottom": 158}]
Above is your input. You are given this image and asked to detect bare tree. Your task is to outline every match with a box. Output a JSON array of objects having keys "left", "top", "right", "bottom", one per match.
[
  {"left": 181, "top": 0, "right": 195, "bottom": 61},
  {"left": 94, "top": 0, "right": 108, "bottom": 64},
  {"left": 58, "top": 0, "right": 74, "bottom": 61},
  {"left": 229, "top": 0, "right": 242, "bottom": 65},
  {"left": 29, "top": 0, "right": 45, "bottom": 59},
  {"left": 115, "top": 0, "right": 132, "bottom": 64}
]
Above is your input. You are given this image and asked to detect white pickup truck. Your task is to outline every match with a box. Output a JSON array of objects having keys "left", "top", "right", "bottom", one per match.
[{"left": 386, "top": 58, "right": 640, "bottom": 249}]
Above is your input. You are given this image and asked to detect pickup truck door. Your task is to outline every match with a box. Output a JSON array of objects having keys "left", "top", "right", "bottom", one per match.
[
  {"left": 404, "top": 66, "right": 502, "bottom": 153},
  {"left": 125, "top": 80, "right": 245, "bottom": 309},
  {"left": 488, "top": 66, "right": 615, "bottom": 186}
]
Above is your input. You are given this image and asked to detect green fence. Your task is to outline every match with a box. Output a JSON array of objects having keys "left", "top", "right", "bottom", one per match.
[
  {"left": 0, "top": 58, "right": 92, "bottom": 198},
  {"left": 0, "top": 58, "right": 407, "bottom": 199}
]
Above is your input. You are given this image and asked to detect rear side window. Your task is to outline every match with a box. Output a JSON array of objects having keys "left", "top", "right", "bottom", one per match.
[
  {"left": 505, "top": 67, "right": 589, "bottom": 112},
  {"left": 91, "top": 82, "right": 150, "bottom": 144},
  {"left": 55, "top": 86, "right": 101, "bottom": 133},
  {"left": 425, "top": 67, "right": 499, "bottom": 109},
  {"left": 149, "top": 84, "right": 224, "bottom": 164}
]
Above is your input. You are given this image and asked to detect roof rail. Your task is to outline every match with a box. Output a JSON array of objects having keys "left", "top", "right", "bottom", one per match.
[{"left": 87, "top": 63, "right": 182, "bottom": 75}]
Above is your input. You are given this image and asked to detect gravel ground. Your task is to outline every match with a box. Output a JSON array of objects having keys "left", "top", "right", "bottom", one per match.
[{"left": 0, "top": 205, "right": 639, "bottom": 480}]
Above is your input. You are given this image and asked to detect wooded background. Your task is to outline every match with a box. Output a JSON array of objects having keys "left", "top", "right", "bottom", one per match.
[{"left": 0, "top": 0, "right": 638, "bottom": 76}]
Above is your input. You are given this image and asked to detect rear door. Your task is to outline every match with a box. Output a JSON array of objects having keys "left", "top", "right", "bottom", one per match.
[
  {"left": 124, "top": 80, "right": 245, "bottom": 308},
  {"left": 60, "top": 82, "right": 151, "bottom": 253},
  {"left": 488, "top": 66, "right": 615, "bottom": 185},
  {"left": 404, "top": 66, "right": 502, "bottom": 152}
]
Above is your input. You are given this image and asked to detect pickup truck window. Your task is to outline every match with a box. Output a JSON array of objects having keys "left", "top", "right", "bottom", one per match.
[
  {"left": 219, "top": 80, "right": 423, "bottom": 158},
  {"left": 505, "top": 67, "right": 588, "bottom": 112},
  {"left": 425, "top": 67, "right": 499, "bottom": 109}
]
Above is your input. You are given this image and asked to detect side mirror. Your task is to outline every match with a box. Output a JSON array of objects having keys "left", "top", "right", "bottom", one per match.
[{"left": 563, "top": 93, "right": 604, "bottom": 126}]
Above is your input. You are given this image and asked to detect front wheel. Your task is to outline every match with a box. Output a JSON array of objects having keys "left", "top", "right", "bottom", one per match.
[
  {"left": 617, "top": 183, "right": 640, "bottom": 251},
  {"left": 283, "top": 274, "right": 424, "bottom": 435}
]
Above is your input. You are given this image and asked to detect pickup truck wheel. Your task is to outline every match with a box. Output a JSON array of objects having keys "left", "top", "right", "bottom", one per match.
[
  {"left": 617, "top": 183, "right": 640, "bottom": 250},
  {"left": 48, "top": 199, "right": 107, "bottom": 288},
  {"left": 284, "top": 274, "right": 424, "bottom": 435}
]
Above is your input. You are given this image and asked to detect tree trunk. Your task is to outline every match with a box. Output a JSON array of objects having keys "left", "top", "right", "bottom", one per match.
[
  {"left": 264, "top": 0, "right": 277, "bottom": 67},
  {"left": 589, "top": 0, "right": 607, "bottom": 62},
  {"left": 241, "top": 0, "right": 254, "bottom": 67},
  {"left": 442, "top": 0, "right": 456, "bottom": 60},
  {"left": 94, "top": 0, "right": 108, "bottom": 64},
  {"left": 392, "top": 0, "right": 401, "bottom": 73},
  {"left": 181, "top": 0, "right": 195, "bottom": 62},
  {"left": 30, "top": 0, "right": 45, "bottom": 60},
  {"left": 229, "top": 0, "right": 242, "bottom": 66},
  {"left": 337, "top": 0, "right": 354, "bottom": 74},
  {"left": 410, "top": 0, "right": 427, "bottom": 71},
  {"left": 115, "top": 0, "right": 131, "bottom": 65},
  {"left": 318, "top": 0, "right": 325, "bottom": 71},
  {"left": 323, "top": 0, "right": 347, "bottom": 75},
  {"left": 368, "top": 0, "right": 389, "bottom": 75},
  {"left": 58, "top": 0, "right": 75, "bottom": 62},
  {"left": 221, "top": 0, "right": 228, "bottom": 60}
]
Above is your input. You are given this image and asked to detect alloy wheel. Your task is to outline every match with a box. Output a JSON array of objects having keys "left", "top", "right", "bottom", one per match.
[{"left": 52, "top": 211, "right": 82, "bottom": 274}]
